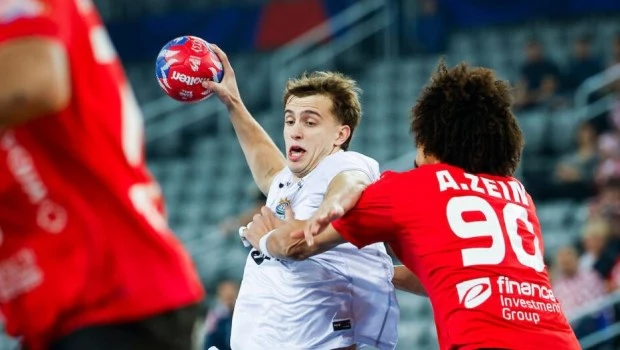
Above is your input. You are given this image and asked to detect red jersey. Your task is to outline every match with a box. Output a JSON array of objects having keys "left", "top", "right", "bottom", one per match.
[
  {"left": 332, "top": 163, "right": 580, "bottom": 350},
  {"left": 0, "top": 0, "right": 203, "bottom": 348}
]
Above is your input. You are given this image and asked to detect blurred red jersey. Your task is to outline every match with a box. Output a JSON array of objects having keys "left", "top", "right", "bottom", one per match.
[
  {"left": 333, "top": 163, "right": 580, "bottom": 350},
  {"left": 0, "top": 0, "right": 203, "bottom": 348}
]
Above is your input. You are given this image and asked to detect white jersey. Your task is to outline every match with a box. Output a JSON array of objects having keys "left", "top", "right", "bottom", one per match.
[{"left": 231, "top": 151, "right": 399, "bottom": 350}]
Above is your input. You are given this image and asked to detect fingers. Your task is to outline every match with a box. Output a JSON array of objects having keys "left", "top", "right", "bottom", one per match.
[
  {"left": 328, "top": 206, "right": 345, "bottom": 221},
  {"left": 208, "top": 44, "right": 234, "bottom": 76},
  {"left": 304, "top": 228, "right": 315, "bottom": 247},
  {"left": 304, "top": 218, "right": 323, "bottom": 246},
  {"left": 302, "top": 205, "right": 345, "bottom": 246},
  {"left": 252, "top": 213, "right": 263, "bottom": 228},
  {"left": 284, "top": 207, "right": 295, "bottom": 221},
  {"left": 260, "top": 205, "right": 272, "bottom": 218},
  {"left": 201, "top": 44, "right": 231, "bottom": 92},
  {"left": 260, "top": 205, "right": 278, "bottom": 228},
  {"left": 202, "top": 80, "right": 220, "bottom": 94}
]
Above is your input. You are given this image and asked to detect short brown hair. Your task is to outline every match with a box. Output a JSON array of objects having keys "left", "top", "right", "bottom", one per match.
[
  {"left": 411, "top": 60, "right": 523, "bottom": 176},
  {"left": 283, "top": 71, "right": 361, "bottom": 150}
]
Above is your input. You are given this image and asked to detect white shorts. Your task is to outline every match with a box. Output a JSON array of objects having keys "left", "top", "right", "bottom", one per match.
[{"left": 230, "top": 243, "right": 398, "bottom": 350}]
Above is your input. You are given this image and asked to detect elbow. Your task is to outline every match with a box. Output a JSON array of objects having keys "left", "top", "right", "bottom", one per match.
[
  {"left": 36, "top": 61, "right": 71, "bottom": 115},
  {"left": 413, "top": 287, "right": 428, "bottom": 297},
  {"left": 0, "top": 38, "right": 70, "bottom": 126},
  {"left": 44, "top": 80, "right": 71, "bottom": 114},
  {"left": 0, "top": 71, "right": 70, "bottom": 127}
]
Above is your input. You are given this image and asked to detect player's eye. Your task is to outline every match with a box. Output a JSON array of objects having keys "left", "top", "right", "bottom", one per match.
[
  {"left": 285, "top": 119, "right": 295, "bottom": 126},
  {"left": 306, "top": 121, "right": 316, "bottom": 127}
]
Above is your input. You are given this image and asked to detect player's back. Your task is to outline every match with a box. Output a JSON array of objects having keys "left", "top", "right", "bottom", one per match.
[
  {"left": 390, "top": 164, "right": 579, "bottom": 349},
  {"left": 0, "top": 1, "right": 202, "bottom": 347}
]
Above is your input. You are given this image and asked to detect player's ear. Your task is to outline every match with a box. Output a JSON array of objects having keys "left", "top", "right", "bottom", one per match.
[{"left": 334, "top": 125, "right": 351, "bottom": 148}]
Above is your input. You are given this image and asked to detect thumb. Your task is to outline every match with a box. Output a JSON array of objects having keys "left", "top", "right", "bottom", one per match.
[
  {"left": 284, "top": 206, "right": 295, "bottom": 221},
  {"left": 202, "top": 80, "right": 220, "bottom": 92},
  {"left": 329, "top": 205, "right": 345, "bottom": 221}
]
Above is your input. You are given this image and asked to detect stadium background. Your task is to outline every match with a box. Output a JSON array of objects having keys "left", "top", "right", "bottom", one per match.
[{"left": 3, "top": 0, "right": 620, "bottom": 349}]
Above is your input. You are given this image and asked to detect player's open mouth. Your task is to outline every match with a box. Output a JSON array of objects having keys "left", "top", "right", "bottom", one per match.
[{"left": 288, "top": 146, "right": 306, "bottom": 161}]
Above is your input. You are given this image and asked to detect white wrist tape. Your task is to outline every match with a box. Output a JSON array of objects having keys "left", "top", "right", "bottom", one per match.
[
  {"left": 238, "top": 224, "right": 251, "bottom": 248},
  {"left": 259, "top": 229, "right": 277, "bottom": 259}
]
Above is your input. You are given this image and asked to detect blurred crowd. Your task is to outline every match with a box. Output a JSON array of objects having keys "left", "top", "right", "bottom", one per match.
[{"left": 515, "top": 30, "right": 620, "bottom": 348}]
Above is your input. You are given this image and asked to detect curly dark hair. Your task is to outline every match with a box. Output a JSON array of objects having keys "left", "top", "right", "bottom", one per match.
[{"left": 411, "top": 60, "right": 524, "bottom": 176}]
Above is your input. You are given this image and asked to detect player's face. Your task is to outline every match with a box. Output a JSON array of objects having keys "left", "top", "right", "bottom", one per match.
[{"left": 283, "top": 94, "right": 350, "bottom": 178}]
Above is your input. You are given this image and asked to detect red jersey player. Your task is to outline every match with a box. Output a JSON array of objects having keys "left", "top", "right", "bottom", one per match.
[
  {"left": 0, "top": 0, "right": 203, "bottom": 349},
  {"left": 242, "top": 62, "right": 581, "bottom": 349}
]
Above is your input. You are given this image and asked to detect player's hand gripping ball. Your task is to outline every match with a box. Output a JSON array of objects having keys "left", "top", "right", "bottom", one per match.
[{"left": 155, "top": 36, "right": 224, "bottom": 103}]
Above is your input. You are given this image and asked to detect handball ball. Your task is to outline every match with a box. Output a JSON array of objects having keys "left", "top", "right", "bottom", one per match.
[{"left": 155, "top": 36, "right": 224, "bottom": 103}]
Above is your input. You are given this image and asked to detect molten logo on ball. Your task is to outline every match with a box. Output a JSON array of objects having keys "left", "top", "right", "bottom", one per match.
[{"left": 155, "top": 36, "right": 224, "bottom": 103}]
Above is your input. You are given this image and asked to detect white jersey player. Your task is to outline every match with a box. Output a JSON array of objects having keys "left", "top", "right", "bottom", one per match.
[
  {"left": 235, "top": 151, "right": 398, "bottom": 349},
  {"left": 205, "top": 46, "right": 398, "bottom": 350}
]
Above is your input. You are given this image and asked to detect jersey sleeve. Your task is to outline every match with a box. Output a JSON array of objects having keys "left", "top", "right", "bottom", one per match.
[
  {"left": 0, "top": 0, "right": 63, "bottom": 43},
  {"left": 331, "top": 171, "right": 400, "bottom": 248}
]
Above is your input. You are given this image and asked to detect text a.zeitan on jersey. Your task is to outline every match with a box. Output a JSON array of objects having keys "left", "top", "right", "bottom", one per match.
[{"left": 439, "top": 170, "right": 563, "bottom": 325}]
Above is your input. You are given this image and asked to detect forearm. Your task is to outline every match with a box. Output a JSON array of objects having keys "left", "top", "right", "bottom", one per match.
[
  {"left": 323, "top": 170, "right": 371, "bottom": 212},
  {"left": 227, "top": 99, "right": 285, "bottom": 194},
  {"left": 266, "top": 224, "right": 345, "bottom": 261},
  {"left": 393, "top": 265, "right": 427, "bottom": 296}
]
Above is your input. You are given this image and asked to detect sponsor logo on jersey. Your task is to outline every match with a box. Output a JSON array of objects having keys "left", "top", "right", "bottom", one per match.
[
  {"left": 170, "top": 71, "right": 206, "bottom": 86},
  {"left": 456, "top": 277, "right": 492, "bottom": 309},
  {"left": 275, "top": 198, "right": 290, "bottom": 219},
  {"left": 456, "top": 275, "right": 562, "bottom": 325},
  {"left": 0, "top": 0, "right": 45, "bottom": 24}
]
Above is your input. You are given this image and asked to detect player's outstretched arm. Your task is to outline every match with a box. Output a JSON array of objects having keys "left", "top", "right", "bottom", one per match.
[
  {"left": 393, "top": 265, "right": 427, "bottom": 297},
  {"left": 0, "top": 38, "right": 70, "bottom": 128},
  {"left": 204, "top": 45, "right": 285, "bottom": 194},
  {"left": 304, "top": 170, "right": 371, "bottom": 246}
]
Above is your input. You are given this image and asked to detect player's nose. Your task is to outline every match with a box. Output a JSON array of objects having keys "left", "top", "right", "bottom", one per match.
[{"left": 289, "top": 124, "right": 303, "bottom": 139}]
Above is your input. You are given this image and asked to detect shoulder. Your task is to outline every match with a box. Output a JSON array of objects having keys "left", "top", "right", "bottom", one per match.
[
  {"left": 315, "top": 151, "right": 380, "bottom": 181},
  {"left": 266, "top": 167, "right": 292, "bottom": 195},
  {"left": 383, "top": 163, "right": 446, "bottom": 181}
]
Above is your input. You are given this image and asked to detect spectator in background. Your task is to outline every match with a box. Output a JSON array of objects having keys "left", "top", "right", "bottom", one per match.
[
  {"left": 564, "top": 35, "right": 603, "bottom": 92},
  {"left": 204, "top": 280, "right": 240, "bottom": 350},
  {"left": 578, "top": 218, "right": 611, "bottom": 271},
  {"left": 413, "top": 0, "right": 448, "bottom": 54},
  {"left": 595, "top": 82, "right": 620, "bottom": 184},
  {"left": 596, "top": 179, "right": 620, "bottom": 233},
  {"left": 552, "top": 122, "right": 599, "bottom": 200},
  {"left": 514, "top": 39, "right": 562, "bottom": 110},
  {"left": 589, "top": 179, "right": 620, "bottom": 281},
  {"left": 553, "top": 246, "right": 608, "bottom": 338}
]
